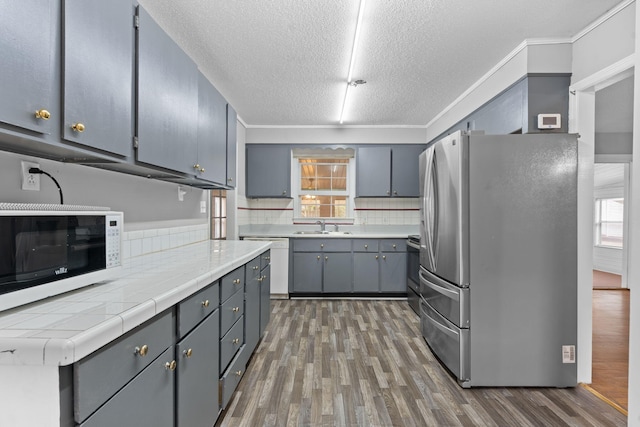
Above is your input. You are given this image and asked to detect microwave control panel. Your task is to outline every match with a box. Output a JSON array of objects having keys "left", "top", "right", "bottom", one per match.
[{"left": 105, "top": 213, "right": 123, "bottom": 268}]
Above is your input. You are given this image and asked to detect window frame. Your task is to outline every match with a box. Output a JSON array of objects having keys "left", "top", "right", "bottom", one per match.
[{"left": 594, "top": 197, "right": 624, "bottom": 249}]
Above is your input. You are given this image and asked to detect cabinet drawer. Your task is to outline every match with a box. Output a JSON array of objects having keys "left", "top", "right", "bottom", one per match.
[
  {"left": 220, "top": 266, "right": 244, "bottom": 303},
  {"left": 220, "top": 288, "right": 245, "bottom": 336},
  {"left": 220, "top": 345, "right": 247, "bottom": 409},
  {"left": 177, "top": 281, "right": 219, "bottom": 338},
  {"left": 352, "top": 239, "right": 379, "bottom": 252},
  {"left": 260, "top": 249, "right": 271, "bottom": 270},
  {"left": 293, "top": 238, "right": 351, "bottom": 252},
  {"left": 380, "top": 239, "right": 406, "bottom": 252},
  {"left": 74, "top": 310, "right": 174, "bottom": 423},
  {"left": 220, "top": 315, "right": 244, "bottom": 372},
  {"left": 246, "top": 255, "right": 261, "bottom": 281},
  {"left": 79, "top": 346, "right": 175, "bottom": 427}
]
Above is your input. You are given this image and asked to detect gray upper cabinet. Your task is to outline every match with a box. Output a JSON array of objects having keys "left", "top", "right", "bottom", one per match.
[
  {"left": 0, "top": 0, "right": 56, "bottom": 134},
  {"left": 356, "top": 147, "right": 391, "bottom": 197},
  {"left": 197, "top": 72, "right": 227, "bottom": 183},
  {"left": 63, "top": 0, "right": 133, "bottom": 156},
  {"left": 226, "top": 104, "right": 237, "bottom": 188},
  {"left": 246, "top": 144, "right": 291, "bottom": 198},
  {"left": 136, "top": 5, "right": 198, "bottom": 174},
  {"left": 391, "top": 145, "right": 425, "bottom": 197},
  {"left": 357, "top": 145, "right": 424, "bottom": 197}
]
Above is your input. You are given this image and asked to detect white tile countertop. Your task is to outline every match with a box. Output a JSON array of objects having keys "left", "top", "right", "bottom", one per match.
[
  {"left": 0, "top": 240, "right": 270, "bottom": 367},
  {"left": 239, "top": 224, "right": 418, "bottom": 239}
]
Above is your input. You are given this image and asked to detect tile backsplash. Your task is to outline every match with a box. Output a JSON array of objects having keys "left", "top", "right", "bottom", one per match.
[
  {"left": 122, "top": 224, "right": 209, "bottom": 260},
  {"left": 237, "top": 196, "right": 419, "bottom": 226}
]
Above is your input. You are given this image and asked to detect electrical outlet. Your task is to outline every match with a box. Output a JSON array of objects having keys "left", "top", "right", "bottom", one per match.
[{"left": 21, "top": 161, "right": 40, "bottom": 191}]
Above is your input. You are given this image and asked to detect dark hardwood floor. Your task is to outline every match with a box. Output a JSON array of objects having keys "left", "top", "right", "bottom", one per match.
[{"left": 217, "top": 300, "right": 627, "bottom": 426}]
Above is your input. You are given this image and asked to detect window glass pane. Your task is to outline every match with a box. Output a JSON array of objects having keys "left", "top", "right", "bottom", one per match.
[
  {"left": 596, "top": 198, "right": 623, "bottom": 248},
  {"left": 221, "top": 219, "right": 227, "bottom": 239},
  {"left": 602, "top": 198, "right": 623, "bottom": 221},
  {"left": 221, "top": 197, "right": 226, "bottom": 217},
  {"left": 214, "top": 196, "right": 221, "bottom": 217},
  {"left": 316, "top": 178, "right": 332, "bottom": 190},
  {"left": 214, "top": 218, "right": 221, "bottom": 239},
  {"left": 317, "top": 165, "right": 332, "bottom": 178}
]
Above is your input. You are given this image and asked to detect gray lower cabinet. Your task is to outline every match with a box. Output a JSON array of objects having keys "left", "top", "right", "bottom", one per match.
[
  {"left": 63, "top": 0, "right": 133, "bottom": 156},
  {"left": 246, "top": 144, "right": 291, "bottom": 198},
  {"left": 68, "top": 251, "right": 271, "bottom": 427},
  {"left": 136, "top": 5, "right": 198, "bottom": 175},
  {"left": 292, "top": 238, "right": 407, "bottom": 295},
  {"left": 245, "top": 256, "right": 261, "bottom": 352},
  {"left": 291, "top": 239, "right": 352, "bottom": 293},
  {"left": 80, "top": 346, "right": 175, "bottom": 427},
  {"left": 0, "top": 0, "right": 56, "bottom": 134},
  {"left": 259, "top": 263, "right": 271, "bottom": 336}
]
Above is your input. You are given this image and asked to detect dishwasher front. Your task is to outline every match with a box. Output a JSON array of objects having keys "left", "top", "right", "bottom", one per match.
[{"left": 241, "top": 237, "right": 289, "bottom": 297}]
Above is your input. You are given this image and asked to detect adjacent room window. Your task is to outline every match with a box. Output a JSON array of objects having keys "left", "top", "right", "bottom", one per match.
[
  {"left": 292, "top": 148, "right": 355, "bottom": 219},
  {"left": 595, "top": 198, "right": 623, "bottom": 248},
  {"left": 211, "top": 189, "right": 227, "bottom": 239}
]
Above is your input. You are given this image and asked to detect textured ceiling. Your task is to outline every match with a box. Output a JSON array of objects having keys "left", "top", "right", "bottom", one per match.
[{"left": 137, "top": 0, "right": 623, "bottom": 127}]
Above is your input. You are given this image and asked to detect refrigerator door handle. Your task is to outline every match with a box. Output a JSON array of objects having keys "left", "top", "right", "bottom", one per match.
[
  {"left": 422, "top": 305, "right": 460, "bottom": 339},
  {"left": 422, "top": 146, "right": 437, "bottom": 271}
]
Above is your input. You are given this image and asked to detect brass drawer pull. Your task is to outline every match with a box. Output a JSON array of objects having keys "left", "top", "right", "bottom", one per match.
[
  {"left": 232, "top": 338, "right": 240, "bottom": 345},
  {"left": 134, "top": 345, "right": 149, "bottom": 357},
  {"left": 235, "top": 370, "right": 242, "bottom": 376},
  {"left": 183, "top": 348, "right": 193, "bottom": 358},
  {"left": 35, "top": 109, "right": 51, "bottom": 120},
  {"left": 71, "top": 123, "right": 85, "bottom": 132},
  {"left": 232, "top": 306, "right": 240, "bottom": 312},
  {"left": 202, "top": 300, "right": 210, "bottom": 308},
  {"left": 233, "top": 279, "right": 241, "bottom": 285},
  {"left": 165, "top": 360, "right": 177, "bottom": 371}
]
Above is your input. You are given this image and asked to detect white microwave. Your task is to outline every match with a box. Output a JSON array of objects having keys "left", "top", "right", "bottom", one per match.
[{"left": 0, "top": 203, "right": 123, "bottom": 311}]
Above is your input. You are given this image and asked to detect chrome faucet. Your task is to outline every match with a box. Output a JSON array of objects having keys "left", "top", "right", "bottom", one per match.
[{"left": 316, "top": 220, "right": 326, "bottom": 233}]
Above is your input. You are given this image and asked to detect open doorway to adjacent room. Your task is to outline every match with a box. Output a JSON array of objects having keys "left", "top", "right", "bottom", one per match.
[{"left": 589, "top": 73, "right": 633, "bottom": 412}]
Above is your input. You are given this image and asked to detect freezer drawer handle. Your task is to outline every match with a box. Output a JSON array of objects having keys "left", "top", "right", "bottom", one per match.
[
  {"left": 419, "top": 270, "right": 459, "bottom": 301},
  {"left": 422, "top": 306, "right": 459, "bottom": 340}
]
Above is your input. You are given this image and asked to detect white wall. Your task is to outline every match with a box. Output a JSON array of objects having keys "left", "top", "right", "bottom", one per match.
[{"left": 0, "top": 151, "right": 208, "bottom": 231}]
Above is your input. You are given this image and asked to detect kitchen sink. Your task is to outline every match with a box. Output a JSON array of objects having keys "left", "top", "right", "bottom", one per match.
[{"left": 293, "top": 231, "right": 352, "bottom": 235}]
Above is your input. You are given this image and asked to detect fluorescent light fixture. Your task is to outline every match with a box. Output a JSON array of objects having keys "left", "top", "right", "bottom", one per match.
[{"left": 339, "top": 0, "right": 366, "bottom": 124}]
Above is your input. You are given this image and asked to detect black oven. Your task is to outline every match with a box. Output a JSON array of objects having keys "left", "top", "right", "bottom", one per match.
[{"left": 406, "top": 235, "right": 420, "bottom": 315}]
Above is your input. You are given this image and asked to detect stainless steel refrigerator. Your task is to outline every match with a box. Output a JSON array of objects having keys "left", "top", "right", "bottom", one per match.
[{"left": 419, "top": 130, "right": 578, "bottom": 388}]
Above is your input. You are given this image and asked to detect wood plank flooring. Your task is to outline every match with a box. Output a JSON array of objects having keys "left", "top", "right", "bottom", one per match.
[
  {"left": 593, "top": 270, "right": 622, "bottom": 289},
  {"left": 591, "top": 289, "right": 630, "bottom": 411},
  {"left": 217, "top": 300, "right": 627, "bottom": 426}
]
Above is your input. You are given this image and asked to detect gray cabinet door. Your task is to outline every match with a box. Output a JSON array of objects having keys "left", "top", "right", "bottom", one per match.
[
  {"left": 292, "top": 253, "right": 322, "bottom": 292},
  {"left": 63, "top": 0, "right": 133, "bottom": 156},
  {"left": 246, "top": 144, "right": 291, "bottom": 197},
  {"left": 0, "top": 1, "right": 56, "bottom": 134},
  {"left": 176, "top": 311, "right": 219, "bottom": 427},
  {"left": 380, "top": 252, "right": 407, "bottom": 293},
  {"left": 137, "top": 5, "right": 198, "bottom": 174},
  {"left": 391, "top": 145, "right": 425, "bottom": 197},
  {"left": 323, "top": 253, "right": 352, "bottom": 293},
  {"left": 259, "top": 264, "right": 271, "bottom": 336},
  {"left": 245, "top": 273, "right": 260, "bottom": 352},
  {"left": 356, "top": 147, "right": 391, "bottom": 197},
  {"left": 79, "top": 346, "right": 175, "bottom": 427},
  {"left": 197, "top": 72, "right": 227, "bottom": 183},
  {"left": 226, "top": 104, "right": 237, "bottom": 188},
  {"left": 353, "top": 253, "right": 379, "bottom": 293}
]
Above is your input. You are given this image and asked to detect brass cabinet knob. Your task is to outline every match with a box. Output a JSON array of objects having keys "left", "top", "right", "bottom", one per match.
[
  {"left": 264, "top": 256, "right": 271, "bottom": 261},
  {"left": 253, "top": 266, "right": 259, "bottom": 270},
  {"left": 375, "top": 255, "right": 379, "bottom": 259},
  {"left": 317, "top": 255, "right": 320, "bottom": 260},
  {"left": 320, "top": 244, "right": 324, "bottom": 248},
  {"left": 235, "top": 370, "right": 242, "bottom": 376},
  {"left": 233, "top": 279, "right": 241, "bottom": 285},
  {"left": 228, "top": 177, "right": 233, "bottom": 182},
  {"left": 386, "top": 190, "right": 390, "bottom": 195},
  {"left": 393, "top": 191, "right": 398, "bottom": 195},
  {"left": 200, "top": 167, "right": 205, "bottom": 173},
  {"left": 364, "top": 244, "right": 368, "bottom": 249},
  {"left": 193, "top": 164, "right": 200, "bottom": 170},
  {"left": 165, "top": 360, "right": 177, "bottom": 371},
  {"left": 134, "top": 345, "right": 149, "bottom": 357},
  {"left": 393, "top": 244, "right": 397, "bottom": 249},
  {"left": 232, "top": 306, "right": 240, "bottom": 312},
  {"left": 262, "top": 275, "right": 267, "bottom": 280},
  {"left": 282, "top": 190, "right": 287, "bottom": 195},
  {"left": 325, "top": 256, "right": 328, "bottom": 261},
  {"left": 257, "top": 276, "right": 263, "bottom": 282},
  {"left": 35, "top": 109, "right": 50, "bottom": 120},
  {"left": 71, "top": 123, "right": 85, "bottom": 132},
  {"left": 382, "top": 255, "right": 386, "bottom": 260},
  {"left": 202, "top": 300, "right": 210, "bottom": 308},
  {"left": 183, "top": 348, "right": 193, "bottom": 358},
  {"left": 232, "top": 338, "right": 240, "bottom": 344}
]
